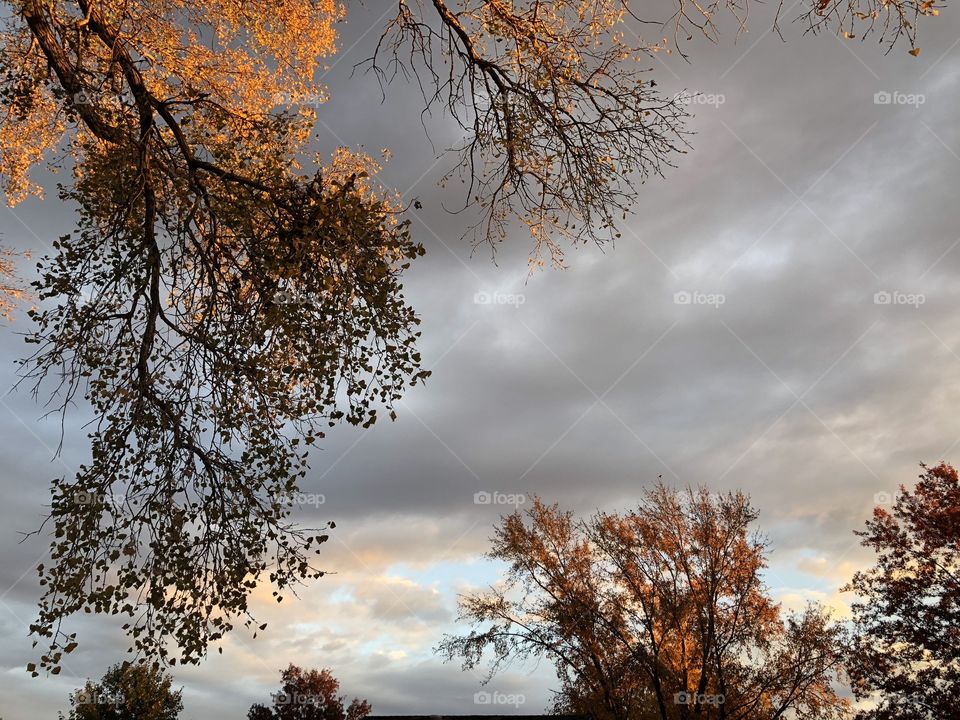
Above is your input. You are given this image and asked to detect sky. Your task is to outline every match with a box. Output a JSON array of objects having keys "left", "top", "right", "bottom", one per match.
[{"left": 2, "top": 2, "right": 960, "bottom": 717}]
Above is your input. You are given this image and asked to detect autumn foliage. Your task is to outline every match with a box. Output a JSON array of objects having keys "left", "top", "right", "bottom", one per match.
[
  {"left": 4, "top": 0, "right": 427, "bottom": 674},
  {"left": 845, "top": 463, "right": 960, "bottom": 720},
  {"left": 60, "top": 662, "right": 183, "bottom": 720},
  {"left": 247, "top": 665, "right": 371, "bottom": 720},
  {"left": 440, "top": 486, "right": 848, "bottom": 720}
]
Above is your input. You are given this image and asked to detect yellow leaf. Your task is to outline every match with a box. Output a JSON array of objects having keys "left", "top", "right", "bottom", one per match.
[{"left": 909, "top": 47, "right": 921, "bottom": 56}]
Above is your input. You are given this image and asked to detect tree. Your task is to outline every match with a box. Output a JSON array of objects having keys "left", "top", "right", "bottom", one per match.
[
  {"left": 6, "top": 0, "right": 428, "bottom": 674},
  {"left": 0, "top": 0, "right": 942, "bottom": 673},
  {"left": 844, "top": 462, "right": 960, "bottom": 720},
  {"left": 58, "top": 662, "right": 183, "bottom": 720},
  {"left": 247, "top": 665, "right": 371, "bottom": 720},
  {"left": 439, "top": 486, "right": 849, "bottom": 720}
]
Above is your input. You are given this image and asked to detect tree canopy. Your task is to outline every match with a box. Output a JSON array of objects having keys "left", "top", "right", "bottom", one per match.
[
  {"left": 439, "top": 486, "right": 849, "bottom": 720},
  {"left": 845, "top": 463, "right": 960, "bottom": 720},
  {"left": 58, "top": 662, "right": 183, "bottom": 720},
  {"left": 247, "top": 665, "right": 371, "bottom": 720}
]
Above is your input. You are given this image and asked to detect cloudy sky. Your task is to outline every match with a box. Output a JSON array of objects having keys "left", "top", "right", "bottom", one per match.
[{"left": 2, "top": 2, "right": 960, "bottom": 717}]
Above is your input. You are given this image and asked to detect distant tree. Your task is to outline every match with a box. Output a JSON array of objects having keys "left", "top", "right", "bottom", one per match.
[
  {"left": 845, "top": 462, "right": 960, "bottom": 720},
  {"left": 247, "top": 706, "right": 274, "bottom": 720},
  {"left": 58, "top": 662, "right": 182, "bottom": 720},
  {"left": 439, "top": 485, "right": 849, "bottom": 720},
  {"left": 247, "top": 665, "right": 371, "bottom": 720}
]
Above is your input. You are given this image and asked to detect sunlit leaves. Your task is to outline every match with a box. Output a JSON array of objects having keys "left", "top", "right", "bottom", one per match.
[
  {"left": 6, "top": 0, "right": 428, "bottom": 674},
  {"left": 797, "top": 0, "right": 940, "bottom": 53},
  {"left": 439, "top": 486, "right": 849, "bottom": 720},
  {"left": 374, "top": 0, "right": 690, "bottom": 267}
]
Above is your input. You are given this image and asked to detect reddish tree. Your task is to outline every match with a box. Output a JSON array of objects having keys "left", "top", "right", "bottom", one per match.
[
  {"left": 440, "top": 486, "right": 848, "bottom": 720},
  {"left": 845, "top": 463, "right": 960, "bottom": 720},
  {"left": 247, "top": 665, "right": 371, "bottom": 720}
]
